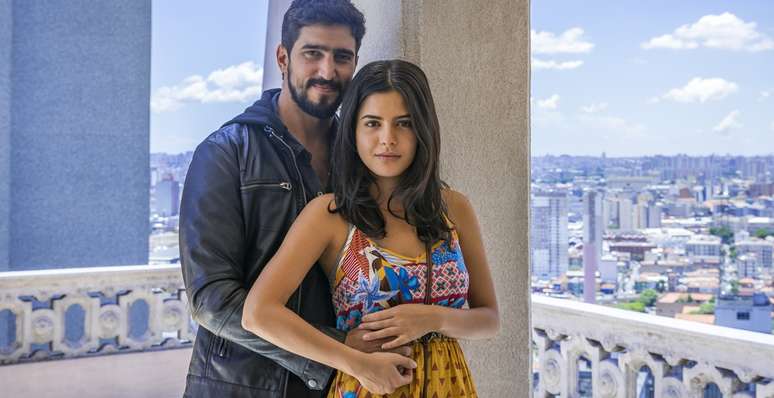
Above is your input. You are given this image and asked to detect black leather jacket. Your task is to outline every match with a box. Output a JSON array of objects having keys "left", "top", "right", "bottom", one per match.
[{"left": 180, "top": 89, "right": 343, "bottom": 397}]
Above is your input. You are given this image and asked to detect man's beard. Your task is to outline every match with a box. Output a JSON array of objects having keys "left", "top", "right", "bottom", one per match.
[{"left": 287, "top": 63, "right": 345, "bottom": 119}]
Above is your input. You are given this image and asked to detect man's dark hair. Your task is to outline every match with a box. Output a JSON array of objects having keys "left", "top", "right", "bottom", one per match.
[
  {"left": 282, "top": 0, "right": 366, "bottom": 52},
  {"left": 330, "top": 60, "right": 451, "bottom": 245}
]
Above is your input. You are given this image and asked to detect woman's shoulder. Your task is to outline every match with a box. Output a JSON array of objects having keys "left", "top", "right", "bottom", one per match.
[
  {"left": 441, "top": 188, "right": 477, "bottom": 232},
  {"left": 302, "top": 193, "right": 345, "bottom": 224},
  {"left": 442, "top": 188, "right": 473, "bottom": 216}
]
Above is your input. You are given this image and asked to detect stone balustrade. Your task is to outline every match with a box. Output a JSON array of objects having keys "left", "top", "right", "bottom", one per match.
[
  {"left": 0, "top": 265, "right": 193, "bottom": 364},
  {"left": 532, "top": 294, "right": 774, "bottom": 398}
]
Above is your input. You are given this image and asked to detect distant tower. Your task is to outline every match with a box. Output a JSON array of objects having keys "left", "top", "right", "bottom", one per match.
[
  {"left": 531, "top": 191, "right": 569, "bottom": 279},
  {"left": 583, "top": 191, "right": 602, "bottom": 303}
]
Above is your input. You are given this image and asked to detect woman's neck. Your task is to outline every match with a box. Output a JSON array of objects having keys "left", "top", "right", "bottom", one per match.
[{"left": 370, "top": 178, "right": 402, "bottom": 211}]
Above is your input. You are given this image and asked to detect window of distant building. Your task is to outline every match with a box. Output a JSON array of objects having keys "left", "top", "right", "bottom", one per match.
[{"left": 736, "top": 311, "right": 750, "bottom": 321}]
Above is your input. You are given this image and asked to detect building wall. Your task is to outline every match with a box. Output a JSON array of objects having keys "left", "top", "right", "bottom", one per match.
[
  {"left": 353, "top": 1, "right": 531, "bottom": 394},
  {"left": 6, "top": 1, "right": 150, "bottom": 269},
  {"left": 0, "top": 1, "right": 11, "bottom": 271}
]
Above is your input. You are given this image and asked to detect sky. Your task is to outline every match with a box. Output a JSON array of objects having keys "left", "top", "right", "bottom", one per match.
[
  {"left": 150, "top": 1, "right": 774, "bottom": 156},
  {"left": 531, "top": 0, "right": 774, "bottom": 156},
  {"left": 150, "top": 0, "right": 269, "bottom": 153}
]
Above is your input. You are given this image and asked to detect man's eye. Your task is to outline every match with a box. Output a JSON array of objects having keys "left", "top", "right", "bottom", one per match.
[
  {"left": 335, "top": 54, "right": 353, "bottom": 63},
  {"left": 304, "top": 50, "right": 321, "bottom": 58}
]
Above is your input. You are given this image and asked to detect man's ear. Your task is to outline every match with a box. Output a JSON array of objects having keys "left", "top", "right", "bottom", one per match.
[{"left": 276, "top": 44, "right": 289, "bottom": 80}]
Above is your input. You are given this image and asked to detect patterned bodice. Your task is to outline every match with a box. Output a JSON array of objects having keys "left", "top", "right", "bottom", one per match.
[{"left": 330, "top": 225, "right": 470, "bottom": 332}]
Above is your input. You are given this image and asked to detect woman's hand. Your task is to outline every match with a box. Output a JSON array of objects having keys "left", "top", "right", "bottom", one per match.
[
  {"left": 358, "top": 304, "right": 442, "bottom": 349},
  {"left": 349, "top": 351, "right": 417, "bottom": 395}
]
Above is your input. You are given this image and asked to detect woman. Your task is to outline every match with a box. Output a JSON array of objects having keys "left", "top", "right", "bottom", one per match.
[{"left": 242, "top": 60, "right": 499, "bottom": 397}]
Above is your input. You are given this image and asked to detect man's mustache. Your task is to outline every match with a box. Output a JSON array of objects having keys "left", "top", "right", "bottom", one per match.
[{"left": 307, "top": 78, "right": 342, "bottom": 92}]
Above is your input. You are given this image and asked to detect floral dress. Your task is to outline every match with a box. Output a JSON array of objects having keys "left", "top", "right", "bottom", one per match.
[{"left": 326, "top": 224, "right": 477, "bottom": 398}]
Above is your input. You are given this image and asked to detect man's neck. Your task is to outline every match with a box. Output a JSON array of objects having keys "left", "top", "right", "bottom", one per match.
[{"left": 277, "top": 88, "right": 333, "bottom": 151}]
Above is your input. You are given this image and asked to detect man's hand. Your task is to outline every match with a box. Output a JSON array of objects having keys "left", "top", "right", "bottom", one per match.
[{"left": 345, "top": 327, "right": 413, "bottom": 358}]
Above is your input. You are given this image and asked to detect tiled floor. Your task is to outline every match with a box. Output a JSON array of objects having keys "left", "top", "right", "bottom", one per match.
[{"left": 0, "top": 347, "right": 192, "bottom": 398}]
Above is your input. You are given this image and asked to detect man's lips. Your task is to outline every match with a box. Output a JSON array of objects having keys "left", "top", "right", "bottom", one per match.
[{"left": 310, "top": 83, "right": 339, "bottom": 93}]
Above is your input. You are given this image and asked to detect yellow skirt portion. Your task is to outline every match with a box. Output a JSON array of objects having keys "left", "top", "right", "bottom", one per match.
[{"left": 327, "top": 338, "right": 477, "bottom": 398}]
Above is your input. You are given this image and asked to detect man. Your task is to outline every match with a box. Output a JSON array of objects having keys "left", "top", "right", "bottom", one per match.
[{"left": 180, "top": 1, "right": 395, "bottom": 397}]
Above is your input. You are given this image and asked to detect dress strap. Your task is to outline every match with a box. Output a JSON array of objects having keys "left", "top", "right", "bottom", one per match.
[{"left": 328, "top": 223, "right": 357, "bottom": 287}]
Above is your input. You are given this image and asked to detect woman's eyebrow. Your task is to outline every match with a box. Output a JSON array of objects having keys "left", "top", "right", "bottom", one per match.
[{"left": 360, "top": 114, "right": 383, "bottom": 120}]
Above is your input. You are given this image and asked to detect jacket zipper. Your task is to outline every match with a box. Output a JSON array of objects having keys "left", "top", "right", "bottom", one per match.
[
  {"left": 264, "top": 126, "right": 308, "bottom": 204},
  {"left": 240, "top": 181, "right": 292, "bottom": 192},
  {"left": 264, "top": 125, "right": 307, "bottom": 392}
]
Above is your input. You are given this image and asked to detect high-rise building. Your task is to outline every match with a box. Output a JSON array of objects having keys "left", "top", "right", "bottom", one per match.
[
  {"left": 531, "top": 191, "right": 568, "bottom": 279},
  {"left": 618, "top": 198, "right": 634, "bottom": 231},
  {"left": 0, "top": 2, "right": 150, "bottom": 270},
  {"left": 583, "top": 190, "right": 602, "bottom": 303},
  {"left": 737, "top": 254, "right": 757, "bottom": 279},
  {"left": 155, "top": 174, "right": 181, "bottom": 217},
  {"left": 736, "top": 240, "right": 774, "bottom": 268}
]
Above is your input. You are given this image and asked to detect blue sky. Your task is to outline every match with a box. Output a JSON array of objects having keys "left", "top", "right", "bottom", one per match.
[
  {"left": 150, "top": 1, "right": 774, "bottom": 156},
  {"left": 531, "top": 0, "right": 774, "bottom": 156},
  {"left": 150, "top": 0, "right": 269, "bottom": 153}
]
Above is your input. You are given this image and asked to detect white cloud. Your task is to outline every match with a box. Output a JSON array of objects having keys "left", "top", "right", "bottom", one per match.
[
  {"left": 532, "top": 28, "right": 594, "bottom": 54},
  {"left": 532, "top": 58, "right": 584, "bottom": 70},
  {"left": 760, "top": 91, "right": 771, "bottom": 101},
  {"left": 642, "top": 13, "right": 774, "bottom": 52},
  {"left": 537, "top": 94, "right": 560, "bottom": 110},
  {"left": 581, "top": 102, "right": 608, "bottom": 113},
  {"left": 151, "top": 61, "right": 263, "bottom": 113},
  {"left": 662, "top": 77, "right": 738, "bottom": 103},
  {"left": 578, "top": 113, "right": 646, "bottom": 136},
  {"left": 713, "top": 110, "right": 742, "bottom": 134},
  {"left": 770, "top": 121, "right": 774, "bottom": 131}
]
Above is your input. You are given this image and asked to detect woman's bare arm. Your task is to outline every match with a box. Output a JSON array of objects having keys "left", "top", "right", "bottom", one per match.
[{"left": 241, "top": 194, "right": 416, "bottom": 394}]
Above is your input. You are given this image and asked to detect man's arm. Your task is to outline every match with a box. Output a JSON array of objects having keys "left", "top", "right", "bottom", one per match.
[{"left": 179, "top": 135, "right": 340, "bottom": 389}]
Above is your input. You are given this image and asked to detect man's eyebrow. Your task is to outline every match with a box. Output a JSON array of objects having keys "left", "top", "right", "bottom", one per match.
[{"left": 300, "top": 44, "right": 355, "bottom": 57}]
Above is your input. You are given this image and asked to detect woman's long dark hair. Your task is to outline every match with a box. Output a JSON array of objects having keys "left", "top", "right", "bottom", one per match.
[{"left": 330, "top": 59, "right": 450, "bottom": 245}]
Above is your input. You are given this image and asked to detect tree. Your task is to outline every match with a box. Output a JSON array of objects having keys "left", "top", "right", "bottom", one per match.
[
  {"left": 755, "top": 228, "right": 770, "bottom": 239},
  {"left": 710, "top": 226, "right": 734, "bottom": 245},
  {"left": 730, "top": 280, "right": 740, "bottom": 295},
  {"left": 639, "top": 289, "right": 659, "bottom": 307},
  {"left": 617, "top": 301, "right": 646, "bottom": 313}
]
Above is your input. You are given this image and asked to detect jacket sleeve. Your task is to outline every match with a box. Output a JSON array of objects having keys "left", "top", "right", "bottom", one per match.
[{"left": 179, "top": 137, "right": 345, "bottom": 390}]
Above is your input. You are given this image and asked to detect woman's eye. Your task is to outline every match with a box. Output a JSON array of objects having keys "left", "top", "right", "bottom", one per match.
[
  {"left": 397, "top": 120, "right": 413, "bottom": 128},
  {"left": 364, "top": 120, "right": 380, "bottom": 128}
]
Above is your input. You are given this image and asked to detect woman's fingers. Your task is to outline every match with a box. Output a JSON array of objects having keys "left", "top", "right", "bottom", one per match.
[
  {"left": 358, "top": 319, "right": 392, "bottom": 330},
  {"left": 362, "top": 326, "right": 401, "bottom": 341},
  {"left": 381, "top": 335, "right": 411, "bottom": 350}
]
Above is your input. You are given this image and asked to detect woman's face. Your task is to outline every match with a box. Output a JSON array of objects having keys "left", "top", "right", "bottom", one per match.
[{"left": 355, "top": 90, "right": 418, "bottom": 183}]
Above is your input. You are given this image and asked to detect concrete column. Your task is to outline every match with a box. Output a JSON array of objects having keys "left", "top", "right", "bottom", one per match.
[
  {"left": 8, "top": 0, "right": 151, "bottom": 269},
  {"left": 262, "top": 0, "right": 292, "bottom": 91},
  {"left": 0, "top": 1, "right": 11, "bottom": 271},
  {"left": 354, "top": 1, "right": 531, "bottom": 395}
]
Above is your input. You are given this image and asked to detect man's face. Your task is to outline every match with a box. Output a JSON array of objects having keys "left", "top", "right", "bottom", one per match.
[{"left": 283, "top": 25, "right": 357, "bottom": 119}]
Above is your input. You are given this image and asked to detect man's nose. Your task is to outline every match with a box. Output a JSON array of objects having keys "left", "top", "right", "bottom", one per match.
[{"left": 318, "top": 55, "right": 335, "bottom": 81}]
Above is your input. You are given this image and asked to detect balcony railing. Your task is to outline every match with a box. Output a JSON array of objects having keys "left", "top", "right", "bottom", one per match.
[
  {"left": 0, "top": 264, "right": 193, "bottom": 364},
  {"left": 532, "top": 294, "right": 774, "bottom": 398}
]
